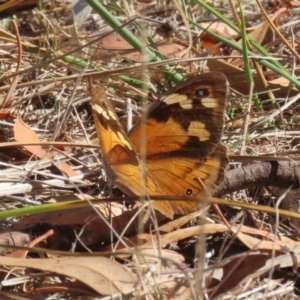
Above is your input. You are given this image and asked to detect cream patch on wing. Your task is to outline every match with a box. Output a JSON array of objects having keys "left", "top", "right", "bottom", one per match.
[
  {"left": 179, "top": 99, "right": 193, "bottom": 110},
  {"left": 201, "top": 97, "right": 219, "bottom": 108},
  {"left": 111, "top": 130, "right": 133, "bottom": 150},
  {"left": 92, "top": 103, "right": 118, "bottom": 120},
  {"left": 163, "top": 93, "right": 188, "bottom": 104},
  {"left": 188, "top": 121, "right": 210, "bottom": 141}
]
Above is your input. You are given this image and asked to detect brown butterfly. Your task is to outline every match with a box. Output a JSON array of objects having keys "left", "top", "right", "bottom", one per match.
[{"left": 91, "top": 72, "right": 228, "bottom": 219}]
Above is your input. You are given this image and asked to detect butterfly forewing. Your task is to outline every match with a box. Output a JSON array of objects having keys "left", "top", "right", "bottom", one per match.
[
  {"left": 129, "top": 72, "right": 227, "bottom": 159},
  {"left": 91, "top": 86, "right": 139, "bottom": 166},
  {"left": 91, "top": 86, "right": 161, "bottom": 198}
]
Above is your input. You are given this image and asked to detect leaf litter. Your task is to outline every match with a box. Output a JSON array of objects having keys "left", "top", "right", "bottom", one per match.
[{"left": 1, "top": 0, "right": 300, "bottom": 299}]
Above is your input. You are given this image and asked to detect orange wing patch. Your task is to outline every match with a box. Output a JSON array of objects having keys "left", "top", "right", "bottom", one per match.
[{"left": 91, "top": 72, "right": 228, "bottom": 219}]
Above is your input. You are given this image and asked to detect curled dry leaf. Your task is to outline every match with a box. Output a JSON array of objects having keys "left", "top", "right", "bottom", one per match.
[{"left": 0, "top": 256, "right": 137, "bottom": 295}]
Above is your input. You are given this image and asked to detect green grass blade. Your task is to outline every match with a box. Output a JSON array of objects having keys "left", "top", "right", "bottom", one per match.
[
  {"left": 85, "top": 0, "right": 183, "bottom": 83},
  {"left": 189, "top": 19, "right": 300, "bottom": 91},
  {"left": 195, "top": 0, "right": 286, "bottom": 73}
]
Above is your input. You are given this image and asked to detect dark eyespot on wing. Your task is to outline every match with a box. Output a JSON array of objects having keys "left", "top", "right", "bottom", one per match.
[
  {"left": 185, "top": 188, "right": 194, "bottom": 196},
  {"left": 195, "top": 88, "right": 209, "bottom": 97}
]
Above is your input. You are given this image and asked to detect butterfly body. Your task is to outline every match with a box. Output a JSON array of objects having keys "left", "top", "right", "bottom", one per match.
[{"left": 92, "top": 72, "right": 228, "bottom": 219}]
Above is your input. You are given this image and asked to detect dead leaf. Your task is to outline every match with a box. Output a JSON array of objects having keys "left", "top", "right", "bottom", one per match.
[
  {"left": 230, "top": 21, "right": 274, "bottom": 67},
  {"left": 8, "top": 230, "right": 54, "bottom": 258},
  {"left": 268, "top": 76, "right": 293, "bottom": 86},
  {"left": 0, "top": 256, "right": 137, "bottom": 295},
  {"left": 232, "top": 225, "right": 298, "bottom": 250},
  {"left": 280, "top": 0, "right": 300, "bottom": 8},
  {"left": 138, "top": 248, "right": 185, "bottom": 264},
  {"left": 11, "top": 199, "right": 125, "bottom": 229},
  {"left": 208, "top": 250, "right": 272, "bottom": 297},
  {"left": 143, "top": 224, "right": 229, "bottom": 248},
  {"left": 159, "top": 210, "right": 203, "bottom": 233},
  {"left": 230, "top": 8, "right": 285, "bottom": 67},
  {"left": 200, "top": 21, "right": 236, "bottom": 54},
  {"left": 206, "top": 59, "right": 299, "bottom": 98},
  {"left": 213, "top": 247, "right": 300, "bottom": 297},
  {"left": 13, "top": 117, "right": 77, "bottom": 177},
  {"left": 143, "top": 223, "right": 299, "bottom": 251}
]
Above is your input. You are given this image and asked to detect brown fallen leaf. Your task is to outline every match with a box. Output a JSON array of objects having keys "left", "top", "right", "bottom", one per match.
[
  {"left": 0, "top": 256, "right": 137, "bottom": 295},
  {"left": 212, "top": 246, "right": 300, "bottom": 297},
  {"left": 232, "top": 225, "right": 298, "bottom": 250},
  {"left": 138, "top": 248, "right": 185, "bottom": 264},
  {"left": 208, "top": 250, "right": 272, "bottom": 297},
  {"left": 229, "top": 8, "right": 287, "bottom": 67},
  {"left": 142, "top": 223, "right": 299, "bottom": 251},
  {"left": 158, "top": 210, "right": 204, "bottom": 233},
  {"left": 207, "top": 58, "right": 299, "bottom": 98},
  {"left": 143, "top": 224, "right": 229, "bottom": 248},
  {"left": 280, "top": 0, "right": 300, "bottom": 8},
  {"left": 200, "top": 21, "right": 235, "bottom": 54},
  {"left": 13, "top": 117, "right": 77, "bottom": 177}
]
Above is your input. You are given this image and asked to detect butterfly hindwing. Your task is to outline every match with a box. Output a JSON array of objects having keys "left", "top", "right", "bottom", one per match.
[{"left": 146, "top": 143, "right": 227, "bottom": 216}]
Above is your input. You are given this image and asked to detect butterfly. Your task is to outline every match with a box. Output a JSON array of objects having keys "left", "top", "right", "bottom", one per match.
[{"left": 91, "top": 72, "right": 228, "bottom": 219}]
